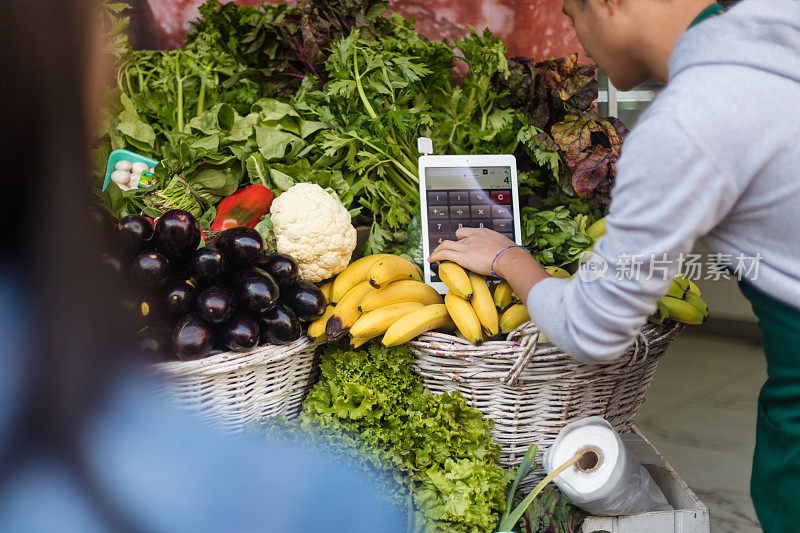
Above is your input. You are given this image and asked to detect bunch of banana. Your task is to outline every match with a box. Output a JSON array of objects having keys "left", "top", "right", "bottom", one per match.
[
  {"left": 497, "top": 304, "right": 549, "bottom": 342},
  {"left": 492, "top": 280, "right": 518, "bottom": 311},
  {"left": 438, "top": 261, "right": 473, "bottom": 300},
  {"left": 544, "top": 266, "right": 572, "bottom": 279},
  {"left": 650, "top": 276, "right": 710, "bottom": 325},
  {"left": 444, "top": 292, "right": 483, "bottom": 344},
  {"left": 383, "top": 304, "right": 455, "bottom": 347},
  {"left": 439, "top": 263, "right": 502, "bottom": 344},
  {"left": 586, "top": 216, "right": 607, "bottom": 242},
  {"left": 318, "top": 254, "right": 447, "bottom": 346},
  {"left": 499, "top": 303, "right": 530, "bottom": 334}
]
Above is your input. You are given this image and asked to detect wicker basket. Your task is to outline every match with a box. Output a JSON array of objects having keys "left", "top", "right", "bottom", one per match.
[
  {"left": 408, "top": 321, "right": 683, "bottom": 488},
  {"left": 155, "top": 337, "right": 319, "bottom": 434}
]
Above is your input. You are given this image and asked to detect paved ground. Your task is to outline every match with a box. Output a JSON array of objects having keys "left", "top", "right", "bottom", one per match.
[{"left": 637, "top": 330, "right": 765, "bottom": 532}]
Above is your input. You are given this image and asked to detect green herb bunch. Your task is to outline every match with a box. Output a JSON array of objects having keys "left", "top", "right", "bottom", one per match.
[{"left": 97, "top": 0, "right": 621, "bottom": 263}]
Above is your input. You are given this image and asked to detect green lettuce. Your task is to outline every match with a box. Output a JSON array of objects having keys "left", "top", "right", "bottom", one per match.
[{"left": 257, "top": 343, "right": 509, "bottom": 532}]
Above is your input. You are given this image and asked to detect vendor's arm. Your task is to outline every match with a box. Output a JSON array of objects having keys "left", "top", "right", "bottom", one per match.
[{"left": 433, "top": 109, "right": 741, "bottom": 363}]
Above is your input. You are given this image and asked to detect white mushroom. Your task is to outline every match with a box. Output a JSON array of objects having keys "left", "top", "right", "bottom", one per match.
[
  {"left": 111, "top": 169, "right": 131, "bottom": 185},
  {"left": 131, "top": 161, "right": 149, "bottom": 175},
  {"left": 128, "top": 174, "right": 141, "bottom": 189},
  {"left": 115, "top": 160, "right": 133, "bottom": 171}
]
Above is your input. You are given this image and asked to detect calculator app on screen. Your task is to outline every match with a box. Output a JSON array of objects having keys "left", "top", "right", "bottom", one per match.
[{"left": 424, "top": 166, "right": 516, "bottom": 282}]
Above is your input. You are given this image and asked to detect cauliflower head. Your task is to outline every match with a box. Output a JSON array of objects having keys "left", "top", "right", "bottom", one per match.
[{"left": 269, "top": 183, "right": 357, "bottom": 282}]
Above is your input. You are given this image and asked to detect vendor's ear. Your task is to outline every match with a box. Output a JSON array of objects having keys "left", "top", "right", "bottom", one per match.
[{"left": 592, "top": 0, "right": 620, "bottom": 17}]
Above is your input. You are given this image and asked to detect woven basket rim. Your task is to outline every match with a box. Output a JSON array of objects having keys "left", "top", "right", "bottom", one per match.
[
  {"left": 154, "top": 336, "right": 317, "bottom": 377},
  {"left": 408, "top": 320, "right": 683, "bottom": 365}
]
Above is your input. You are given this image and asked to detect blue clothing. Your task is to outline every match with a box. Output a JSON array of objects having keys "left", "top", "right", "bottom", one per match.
[{"left": 0, "top": 274, "right": 404, "bottom": 532}]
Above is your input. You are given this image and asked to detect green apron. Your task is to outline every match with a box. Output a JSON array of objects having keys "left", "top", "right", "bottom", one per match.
[
  {"left": 680, "top": 2, "right": 799, "bottom": 523},
  {"left": 688, "top": 3, "right": 725, "bottom": 29},
  {"left": 739, "top": 279, "right": 800, "bottom": 532}
]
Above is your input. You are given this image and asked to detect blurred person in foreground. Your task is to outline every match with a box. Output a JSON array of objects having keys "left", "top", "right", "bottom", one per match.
[
  {"left": 430, "top": 0, "right": 800, "bottom": 530},
  {"left": 0, "top": 2, "right": 402, "bottom": 531}
]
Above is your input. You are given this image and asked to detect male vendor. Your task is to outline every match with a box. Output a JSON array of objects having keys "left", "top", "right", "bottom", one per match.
[{"left": 429, "top": 0, "right": 800, "bottom": 530}]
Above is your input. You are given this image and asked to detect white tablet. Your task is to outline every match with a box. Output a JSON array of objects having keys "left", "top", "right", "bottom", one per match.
[{"left": 419, "top": 154, "right": 523, "bottom": 293}]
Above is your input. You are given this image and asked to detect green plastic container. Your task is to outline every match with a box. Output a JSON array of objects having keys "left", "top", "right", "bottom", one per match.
[{"left": 103, "top": 149, "right": 159, "bottom": 191}]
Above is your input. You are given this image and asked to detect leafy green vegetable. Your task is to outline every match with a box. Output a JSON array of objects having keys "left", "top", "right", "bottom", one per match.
[
  {"left": 293, "top": 20, "right": 453, "bottom": 253},
  {"left": 98, "top": 0, "right": 617, "bottom": 258},
  {"left": 494, "top": 53, "right": 627, "bottom": 208},
  {"left": 521, "top": 207, "right": 593, "bottom": 267},
  {"left": 511, "top": 485, "right": 586, "bottom": 533},
  {"left": 551, "top": 114, "right": 627, "bottom": 207},
  {"left": 256, "top": 342, "right": 509, "bottom": 532}
]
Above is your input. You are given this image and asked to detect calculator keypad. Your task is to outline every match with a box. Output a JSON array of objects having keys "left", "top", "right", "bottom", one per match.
[{"left": 427, "top": 188, "right": 514, "bottom": 281}]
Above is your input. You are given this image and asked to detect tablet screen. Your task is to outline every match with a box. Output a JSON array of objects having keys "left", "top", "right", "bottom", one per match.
[{"left": 424, "top": 166, "right": 517, "bottom": 281}]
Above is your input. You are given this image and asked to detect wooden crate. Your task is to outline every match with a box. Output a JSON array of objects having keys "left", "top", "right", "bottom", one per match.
[{"left": 581, "top": 428, "right": 710, "bottom": 533}]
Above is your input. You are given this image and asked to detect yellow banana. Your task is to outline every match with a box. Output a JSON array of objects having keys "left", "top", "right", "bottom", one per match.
[
  {"left": 493, "top": 280, "right": 517, "bottom": 310},
  {"left": 661, "top": 296, "right": 705, "bottom": 325},
  {"left": 687, "top": 279, "right": 702, "bottom": 296},
  {"left": 367, "top": 255, "right": 422, "bottom": 289},
  {"left": 307, "top": 305, "right": 335, "bottom": 341},
  {"left": 664, "top": 279, "right": 687, "bottom": 299},
  {"left": 469, "top": 273, "right": 499, "bottom": 337},
  {"left": 350, "top": 336, "right": 371, "bottom": 349},
  {"left": 318, "top": 281, "right": 335, "bottom": 305},
  {"left": 444, "top": 292, "right": 483, "bottom": 345},
  {"left": 330, "top": 254, "right": 392, "bottom": 303},
  {"left": 439, "top": 262, "right": 473, "bottom": 300},
  {"left": 350, "top": 302, "right": 425, "bottom": 339},
  {"left": 544, "top": 266, "right": 572, "bottom": 279},
  {"left": 326, "top": 281, "right": 375, "bottom": 341},
  {"left": 672, "top": 275, "right": 691, "bottom": 293},
  {"left": 586, "top": 217, "right": 606, "bottom": 241},
  {"left": 382, "top": 304, "right": 455, "bottom": 347},
  {"left": 684, "top": 291, "right": 709, "bottom": 318},
  {"left": 359, "top": 280, "right": 442, "bottom": 312},
  {"left": 648, "top": 299, "right": 669, "bottom": 325},
  {"left": 499, "top": 304, "right": 530, "bottom": 334}
]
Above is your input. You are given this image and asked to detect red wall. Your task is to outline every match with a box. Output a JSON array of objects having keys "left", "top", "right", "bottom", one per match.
[{"left": 139, "top": 0, "right": 587, "bottom": 62}]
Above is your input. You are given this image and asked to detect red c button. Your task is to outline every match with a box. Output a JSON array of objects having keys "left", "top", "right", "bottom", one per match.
[{"left": 491, "top": 191, "right": 510, "bottom": 204}]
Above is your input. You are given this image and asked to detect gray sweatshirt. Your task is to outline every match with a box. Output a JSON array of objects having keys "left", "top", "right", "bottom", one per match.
[{"left": 527, "top": 0, "right": 800, "bottom": 363}]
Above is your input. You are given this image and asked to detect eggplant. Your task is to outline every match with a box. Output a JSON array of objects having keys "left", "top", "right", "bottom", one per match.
[
  {"left": 172, "top": 313, "right": 214, "bottom": 360},
  {"left": 154, "top": 209, "right": 201, "bottom": 262},
  {"left": 231, "top": 268, "right": 279, "bottom": 314},
  {"left": 255, "top": 253, "right": 299, "bottom": 285},
  {"left": 117, "top": 214, "right": 154, "bottom": 255},
  {"left": 214, "top": 227, "right": 263, "bottom": 268},
  {"left": 280, "top": 280, "right": 326, "bottom": 322},
  {"left": 117, "top": 290, "right": 163, "bottom": 336},
  {"left": 138, "top": 323, "right": 174, "bottom": 362},
  {"left": 130, "top": 252, "right": 172, "bottom": 289},
  {"left": 163, "top": 281, "right": 198, "bottom": 321},
  {"left": 100, "top": 250, "right": 128, "bottom": 280},
  {"left": 196, "top": 285, "right": 236, "bottom": 324},
  {"left": 87, "top": 204, "right": 117, "bottom": 245},
  {"left": 188, "top": 247, "right": 227, "bottom": 284},
  {"left": 117, "top": 289, "right": 152, "bottom": 327},
  {"left": 219, "top": 312, "right": 260, "bottom": 352},
  {"left": 258, "top": 303, "right": 302, "bottom": 345}
]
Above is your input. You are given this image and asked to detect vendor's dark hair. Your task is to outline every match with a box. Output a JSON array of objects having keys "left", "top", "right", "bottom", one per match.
[{"left": 0, "top": 1, "right": 138, "bottom": 531}]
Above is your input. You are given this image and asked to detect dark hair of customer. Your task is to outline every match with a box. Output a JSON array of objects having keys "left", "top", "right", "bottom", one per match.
[{"left": 0, "top": 1, "right": 138, "bottom": 530}]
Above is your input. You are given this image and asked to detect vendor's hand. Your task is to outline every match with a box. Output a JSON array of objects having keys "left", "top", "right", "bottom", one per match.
[{"left": 428, "top": 227, "right": 516, "bottom": 276}]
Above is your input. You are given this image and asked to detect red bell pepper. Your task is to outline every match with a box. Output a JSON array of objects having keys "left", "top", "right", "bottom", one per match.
[{"left": 210, "top": 184, "right": 274, "bottom": 231}]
